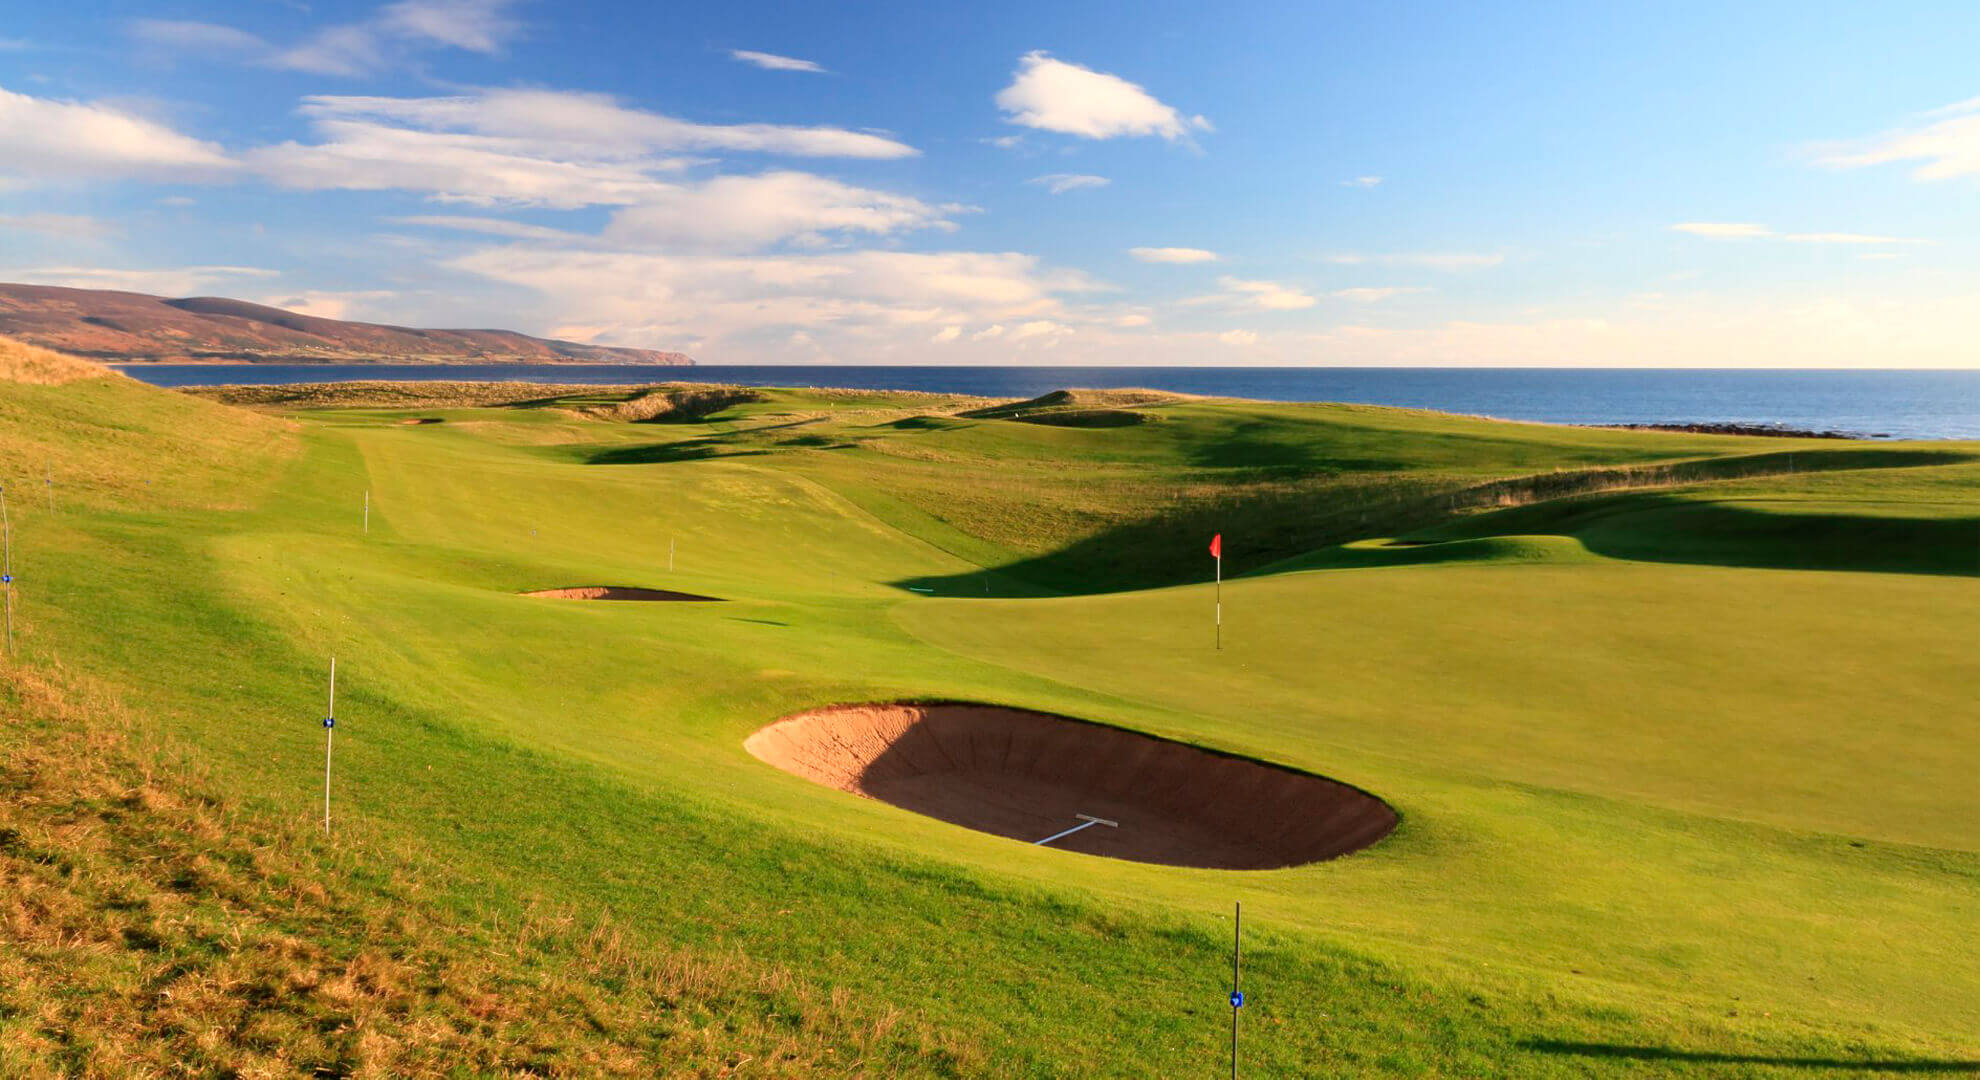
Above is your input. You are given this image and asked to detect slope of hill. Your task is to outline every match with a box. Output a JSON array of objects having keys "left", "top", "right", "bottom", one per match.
[{"left": 0, "top": 283, "right": 692, "bottom": 366}]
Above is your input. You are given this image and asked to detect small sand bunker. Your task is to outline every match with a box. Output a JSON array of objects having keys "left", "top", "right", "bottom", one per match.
[
  {"left": 746, "top": 703, "right": 1397, "bottom": 870},
  {"left": 399, "top": 417, "right": 444, "bottom": 425},
  {"left": 523, "top": 586, "right": 722, "bottom": 602}
]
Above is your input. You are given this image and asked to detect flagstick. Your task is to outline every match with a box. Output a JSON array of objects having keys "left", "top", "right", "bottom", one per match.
[
  {"left": 668, "top": 537, "right": 675, "bottom": 572},
  {"left": 1231, "top": 900, "right": 1243, "bottom": 1079},
  {"left": 323, "top": 657, "right": 336, "bottom": 834},
  {"left": 1215, "top": 549, "right": 1223, "bottom": 651}
]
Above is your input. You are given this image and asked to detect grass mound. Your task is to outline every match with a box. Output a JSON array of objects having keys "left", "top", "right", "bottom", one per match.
[
  {"left": 601, "top": 386, "right": 766, "bottom": 423},
  {"left": 957, "top": 387, "right": 1188, "bottom": 421},
  {"left": 0, "top": 664, "right": 977, "bottom": 1077},
  {"left": 0, "top": 334, "right": 116, "bottom": 385}
]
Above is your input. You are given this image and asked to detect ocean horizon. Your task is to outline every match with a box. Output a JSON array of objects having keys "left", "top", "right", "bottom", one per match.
[{"left": 116, "top": 364, "right": 1980, "bottom": 441}]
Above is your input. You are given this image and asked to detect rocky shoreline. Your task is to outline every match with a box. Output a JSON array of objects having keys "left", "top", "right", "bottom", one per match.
[{"left": 1594, "top": 421, "right": 1881, "bottom": 440}]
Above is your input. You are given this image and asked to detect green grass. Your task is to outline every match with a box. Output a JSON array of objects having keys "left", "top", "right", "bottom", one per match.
[{"left": 6, "top": 368, "right": 1979, "bottom": 1075}]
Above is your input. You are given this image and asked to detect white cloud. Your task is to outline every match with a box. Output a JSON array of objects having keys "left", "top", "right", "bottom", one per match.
[
  {"left": 1322, "top": 252, "right": 1503, "bottom": 270},
  {"left": 245, "top": 90, "right": 916, "bottom": 209},
  {"left": 1671, "top": 223, "right": 1924, "bottom": 245},
  {"left": 157, "top": 195, "right": 197, "bottom": 207},
  {"left": 257, "top": 289, "right": 396, "bottom": 320},
  {"left": 1209, "top": 275, "right": 1315, "bottom": 311},
  {"left": 1128, "top": 246, "right": 1217, "bottom": 263},
  {"left": 731, "top": 49, "right": 826, "bottom": 73},
  {"left": 1783, "top": 232, "right": 1925, "bottom": 245},
  {"left": 983, "top": 135, "right": 1025, "bottom": 150},
  {"left": 1813, "top": 96, "right": 1980, "bottom": 181},
  {"left": 0, "top": 85, "right": 234, "bottom": 182},
  {"left": 388, "top": 215, "right": 580, "bottom": 240},
  {"left": 445, "top": 247, "right": 1105, "bottom": 356},
  {"left": 995, "top": 51, "right": 1208, "bottom": 141},
  {"left": 1669, "top": 222, "right": 1772, "bottom": 238},
  {"left": 602, "top": 171, "right": 962, "bottom": 250},
  {"left": 1009, "top": 319, "right": 1070, "bottom": 342},
  {"left": 274, "top": 0, "right": 520, "bottom": 76},
  {"left": 1027, "top": 173, "right": 1109, "bottom": 194},
  {"left": 1218, "top": 329, "right": 1257, "bottom": 346},
  {"left": 930, "top": 325, "right": 961, "bottom": 343},
  {"left": 0, "top": 213, "right": 117, "bottom": 237},
  {"left": 379, "top": 0, "right": 519, "bottom": 53},
  {"left": 1330, "top": 286, "right": 1427, "bottom": 303},
  {"left": 0, "top": 265, "right": 277, "bottom": 295},
  {"left": 1341, "top": 175, "right": 1382, "bottom": 188},
  {"left": 128, "top": 19, "right": 269, "bottom": 54}
]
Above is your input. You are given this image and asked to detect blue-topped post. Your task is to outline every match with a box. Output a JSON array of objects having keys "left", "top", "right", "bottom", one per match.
[
  {"left": 1230, "top": 900, "right": 1242, "bottom": 1079},
  {"left": 322, "top": 657, "right": 336, "bottom": 833}
]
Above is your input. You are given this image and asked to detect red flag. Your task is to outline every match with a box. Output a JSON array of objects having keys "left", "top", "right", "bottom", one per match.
[{"left": 1209, "top": 533, "right": 1222, "bottom": 559}]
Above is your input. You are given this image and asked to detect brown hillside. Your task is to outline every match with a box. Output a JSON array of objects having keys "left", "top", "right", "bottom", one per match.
[{"left": 0, "top": 283, "right": 693, "bottom": 366}]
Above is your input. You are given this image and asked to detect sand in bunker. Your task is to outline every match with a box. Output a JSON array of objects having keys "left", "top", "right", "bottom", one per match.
[
  {"left": 523, "top": 586, "right": 722, "bottom": 602},
  {"left": 746, "top": 703, "right": 1397, "bottom": 870}
]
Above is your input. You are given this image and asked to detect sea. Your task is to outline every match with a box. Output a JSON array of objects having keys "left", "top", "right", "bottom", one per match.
[{"left": 115, "top": 364, "right": 1980, "bottom": 441}]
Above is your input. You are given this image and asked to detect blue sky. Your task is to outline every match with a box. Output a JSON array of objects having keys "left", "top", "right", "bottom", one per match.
[{"left": 2, "top": 1, "right": 1976, "bottom": 366}]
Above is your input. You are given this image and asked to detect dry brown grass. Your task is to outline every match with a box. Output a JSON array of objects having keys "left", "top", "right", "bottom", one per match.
[
  {"left": 0, "top": 337, "right": 117, "bottom": 386},
  {"left": 0, "top": 661, "right": 980, "bottom": 1078}
]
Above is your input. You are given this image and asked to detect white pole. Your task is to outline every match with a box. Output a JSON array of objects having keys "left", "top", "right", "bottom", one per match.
[
  {"left": 324, "top": 656, "right": 336, "bottom": 833},
  {"left": 1, "top": 484, "right": 12, "bottom": 656},
  {"left": 1215, "top": 551, "right": 1222, "bottom": 651},
  {"left": 669, "top": 537, "right": 675, "bottom": 572}
]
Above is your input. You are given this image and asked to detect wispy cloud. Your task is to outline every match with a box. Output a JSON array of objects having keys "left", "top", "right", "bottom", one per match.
[
  {"left": 0, "top": 264, "right": 277, "bottom": 295},
  {"left": 1669, "top": 222, "right": 1771, "bottom": 238},
  {"left": 996, "top": 51, "right": 1209, "bottom": 141},
  {"left": 1028, "top": 173, "right": 1109, "bottom": 194},
  {"left": 1322, "top": 252, "right": 1502, "bottom": 271},
  {"left": 244, "top": 89, "right": 917, "bottom": 209},
  {"left": 730, "top": 49, "right": 826, "bottom": 73},
  {"left": 1341, "top": 175, "right": 1382, "bottom": 188},
  {"left": 1202, "top": 275, "right": 1315, "bottom": 311},
  {"left": 1670, "top": 222, "right": 1924, "bottom": 244},
  {"left": 1330, "top": 286, "right": 1427, "bottom": 303},
  {"left": 1128, "top": 246, "right": 1218, "bottom": 264},
  {"left": 1218, "top": 328, "right": 1257, "bottom": 346},
  {"left": 1812, "top": 95, "right": 1980, "bottom": 181},
  {"left": 0, "top": 213, "right": 118, "bottom": 237},
  {"left": 128, "top": 0, "right": 524, "bottom": 77},
  {"left": 0, "top": 85, "right": 234, "bottom": 183}
]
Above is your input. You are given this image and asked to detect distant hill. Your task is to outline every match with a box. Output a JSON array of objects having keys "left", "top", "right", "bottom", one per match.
[{"left": 0, "top": 283, "right": 692, "bottom": 366}]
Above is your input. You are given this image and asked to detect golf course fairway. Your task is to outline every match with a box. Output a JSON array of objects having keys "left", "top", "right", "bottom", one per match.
[{"left": 4, "top": 352, "right": 1977, "bottom": 1076}]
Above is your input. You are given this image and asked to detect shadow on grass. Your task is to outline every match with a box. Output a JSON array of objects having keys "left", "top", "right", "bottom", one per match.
[
  {"left": 1523, "top": 1039, "right": 1980, "bottom": 1073},
  {"left": 585, "top": 441, "right": 774, "bottom": 464},
  {"left": 894, "top": 464, "right": 1978, "bottom": 597}
]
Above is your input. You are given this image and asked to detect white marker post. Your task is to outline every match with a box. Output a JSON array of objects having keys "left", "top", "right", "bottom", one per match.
[
  {"left": 1033, "top": 812, "right": 1118, "bottom": 847},
  {"left": 668, "top": 537, "right": 675, "bottom": 572},
  {"left": 322, "top": 657, "right": 336, "bottom": 833},
  {"left": 363, "top": 490, "right": 370, "bottom": 535}
]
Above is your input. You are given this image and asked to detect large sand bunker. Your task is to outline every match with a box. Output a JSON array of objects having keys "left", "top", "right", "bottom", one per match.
[
  {"left": 746, "top": 703, "right": 1397, "bottom": 870},
  {"left": 523, "top": 586, "right": 722, "bottom": 602}
]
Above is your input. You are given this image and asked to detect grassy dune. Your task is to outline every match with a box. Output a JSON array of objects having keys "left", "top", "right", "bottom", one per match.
[{"left": 8, "top": 360, "right": 1979, "bottom": 1075}]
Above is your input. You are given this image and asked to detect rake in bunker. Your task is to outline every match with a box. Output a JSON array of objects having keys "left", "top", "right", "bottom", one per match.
[{"left": 1034, "top": 813, "right": 1118, "bottom": 847}]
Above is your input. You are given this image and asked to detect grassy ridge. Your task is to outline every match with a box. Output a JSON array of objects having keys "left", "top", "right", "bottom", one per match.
[{"left": 9, "top": 364, "right": 1980, "bottom": 1075}]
